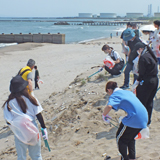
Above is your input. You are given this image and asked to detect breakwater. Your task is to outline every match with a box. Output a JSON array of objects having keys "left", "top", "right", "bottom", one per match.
[{"left": 0, "top": 33, "right": 65, "bottom": 44}]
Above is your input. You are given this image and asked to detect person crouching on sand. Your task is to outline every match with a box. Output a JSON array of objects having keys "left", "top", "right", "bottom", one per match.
[
  {"left": 101, "top": 44, "right": 124, "bottom": 77},
  {"left": 102, "top": 81, "right": 148, "bottom": 160}
]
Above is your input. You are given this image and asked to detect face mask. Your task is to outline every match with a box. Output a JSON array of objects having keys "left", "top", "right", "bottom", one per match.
[
  {"left": 137, "top": 50, "right": 141, "bottom": 55},
  {"left": 128, "top": 27, "right": 132, "bottom": 29}
]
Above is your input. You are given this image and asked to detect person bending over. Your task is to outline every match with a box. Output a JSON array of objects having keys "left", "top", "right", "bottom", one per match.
[
  {"left": 101, "top": 44, "right": 124, "bottom": 76},
  {"left": 103, "top": 81, "right": 148, "bottom": 160}
]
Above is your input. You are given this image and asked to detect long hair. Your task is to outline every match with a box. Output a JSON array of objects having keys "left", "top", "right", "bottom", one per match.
[
  {"left": 146, "top": 45, "right": 158, "bottom": 63},
  {"left": 102, "top": 44, "right": 113, "bottom": 51},
  {"left": 2, "top": 88, "right": 38, "bottom": 113}
]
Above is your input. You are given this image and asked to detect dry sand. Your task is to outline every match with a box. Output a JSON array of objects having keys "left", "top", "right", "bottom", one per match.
[{"left": 1, "top": 36, "right": 160, "bottom": 160}]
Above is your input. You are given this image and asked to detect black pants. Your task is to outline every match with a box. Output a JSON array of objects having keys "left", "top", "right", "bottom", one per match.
[
  {"left": 35, "top": 80, "right": 39, "bottom": 89},
  {"left": 116, "top": 123, "right": 142, "bottom": 160},
  {"left": 136, "top": 76, "right": 158, "bottom": 125},
  {"left": 105, "top": 61, "right": 124, "bottom": 75}
]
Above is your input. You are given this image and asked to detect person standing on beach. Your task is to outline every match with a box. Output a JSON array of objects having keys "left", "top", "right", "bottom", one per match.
[
  {"left": 131, "top": 23, "right": 143, "bottom": 40},
  {"left": 18, "top": 59, "right": 35, "bottom": 96},
  {"left": 152, "top": 20, "right": 160, "bottom": 69},
  {"left": 2, "top": 75, "right": 48, "bottom": 160},
  {"left": 132, "top": 42, "right": 158, "bottom": 125},
  {"left": 121, "top": 22, "right": 132, "bottom": 62},
  {"left": 103, "top": 81, "right": 148, "bottom": 160},
  {"left": 120, "top": 29, "right": 141, "bottom": 89},
  {"left": 34, "top": 66, "right": 40, "bottom": 90},
  {"left": 101, "top": 44, "right": 124, "bottom": 76}
]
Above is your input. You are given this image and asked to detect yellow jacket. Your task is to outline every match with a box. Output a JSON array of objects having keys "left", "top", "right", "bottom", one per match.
[{"left": 19, "top": 66, "right": 32, "bottom": 94}]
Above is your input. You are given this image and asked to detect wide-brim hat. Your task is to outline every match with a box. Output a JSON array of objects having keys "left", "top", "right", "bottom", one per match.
[
  {"left": 10, "top": 75, "right": 28, "bottom": 93},
  {"left": 123, "top": 28, "right": 135, "bottom": 41}
]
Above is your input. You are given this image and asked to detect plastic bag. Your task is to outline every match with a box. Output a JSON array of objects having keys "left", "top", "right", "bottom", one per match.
[
  {"left": 38, "top": 79, "right": 44, "bottom": 84},
  {"left": 135, "top": 127, "right": 149, "bottom": 140},
  {"left": 103, "top": 56, "right": 115, "bottom": 69},
  {"left": 9, "top": 115, "right": 39, "bottom": 146},
  {"left": 132, "top": 56, "right": 139, "bottom": 76}
]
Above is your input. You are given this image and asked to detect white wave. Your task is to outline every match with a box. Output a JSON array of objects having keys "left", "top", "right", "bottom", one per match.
[
  {"left": 78, "top": 37, "right": 106, "bottom": 44},
  {"left": 0, "top": 43, "right": 18, "bottom": 48}
]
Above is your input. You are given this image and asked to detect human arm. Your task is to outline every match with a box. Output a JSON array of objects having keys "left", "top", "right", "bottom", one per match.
[
  {"left": 36, "top": 113, "right": 46, "bottom": 128},
  {"left": 114, "top": 58, "right": 120, "bottom": 64},
  {"left": 36, "top": 113, "right": 48, "bottom": 139},
  {"left": 103, "top": 105, "right": 112, "bottom": 116},
  {"left": 28, "top": 79, "right": 33, "bottom": 92},
  {"left": 137, "top": 56, "right": 146, "bottom": 82}
]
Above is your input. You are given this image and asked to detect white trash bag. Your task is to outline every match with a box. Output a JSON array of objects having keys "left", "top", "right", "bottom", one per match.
[
  {"left": 103, "top": 56, "right": 115, "bottom": 69},
  {"left": 9, "top": 114, "right": 39, "bottom": 146},
  {"left": 135, "top": 127, "right": 149, "bottom": 140}
]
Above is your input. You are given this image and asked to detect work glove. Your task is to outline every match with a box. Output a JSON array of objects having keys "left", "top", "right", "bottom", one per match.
[
  {"left": 98, "top": 67, "right": 103, "bottom": 72},
  {"left": 41, "top": 128, "right": 48, "bottom": 140},
  {"left": 102, "top": 114, "right": 111, "bottom": 124},
  {"left": 132, "top": 80, "right": 139, "bottom": 93}
]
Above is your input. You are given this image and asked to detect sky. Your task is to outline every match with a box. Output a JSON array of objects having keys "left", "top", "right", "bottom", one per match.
[{"left": 0, "top": 0, "right": 159, "bottom": 17}]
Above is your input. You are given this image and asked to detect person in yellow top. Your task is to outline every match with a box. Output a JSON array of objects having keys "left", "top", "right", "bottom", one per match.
[{"left": 18, "top": 59, "right": 35, "bottom": 95}]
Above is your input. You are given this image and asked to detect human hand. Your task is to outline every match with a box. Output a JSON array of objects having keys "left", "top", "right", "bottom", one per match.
[
  {"left": 41, "top": 128, "right": 48, "bottom": 140},
  {"left": 132, "top": 80, "right": 139, "bottom": 93},
  {"left": 102, "top": 114, "right": 111, "bottom": 123},
  {"left": 99, "top": 67, "right": 103, "bottom": 72}
]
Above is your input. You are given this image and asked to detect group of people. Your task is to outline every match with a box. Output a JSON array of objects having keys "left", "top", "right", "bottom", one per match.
[
  {"left": 102, "top": 21, "right": 160, "bottom": 160},
  {"left": 2, "top": 20, "right": 160, "bottom": 160}
]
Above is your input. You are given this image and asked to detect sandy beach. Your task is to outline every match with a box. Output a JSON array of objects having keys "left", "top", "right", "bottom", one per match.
[{"left": 1, "top": 35, "right": 160, "bottom": 160}]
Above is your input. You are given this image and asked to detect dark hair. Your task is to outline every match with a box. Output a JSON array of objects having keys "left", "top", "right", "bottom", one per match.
[
  {"left": 2, "top": 88, "right": 39, "bottom": 113},
  {"left": 102, "top": 44, "right": 113, "bottom": 51},
  {"left": 34, "top": 66, "right": 37, "bottom": 69},
  {"left": 131, "top": 22, "right": 137, "bottom": 27},
  {"left": 127, "top": 22, "right": 132, "bottom": 26},
  {"left": 106, "top": 81, "right": 118, "bottom": 92},
  {"left": 146, "top": 45, "right": 158, "bottom": 63},
  {"left": 153, "top": 20, "right": 160, "bottom": 26}
]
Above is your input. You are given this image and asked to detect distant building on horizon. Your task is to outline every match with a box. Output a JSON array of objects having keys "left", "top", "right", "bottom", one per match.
[
  {"left": 154, "top": 12, "right": 160, "bottom": 17},
  {"left": 147, "top": 4, "right": 152, "bottom": 17},
  {"left": 100, "top": 13, "right": 117, "bottom": 18},
  {"left": 126, "top": 13, "right": 143, "bottom": 18},
  {"left": 79, "top": 13, "right": 92, "bottom": 18}
]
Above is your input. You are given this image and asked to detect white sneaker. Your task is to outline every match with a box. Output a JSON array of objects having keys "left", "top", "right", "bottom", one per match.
[{"left": 112, "top": 74, "right": 121, "bottom": 78}]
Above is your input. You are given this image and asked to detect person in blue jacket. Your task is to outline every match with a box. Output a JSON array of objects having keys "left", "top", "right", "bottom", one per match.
[{"left": 102, "top": 81, "right": 148, "bottom": 160}]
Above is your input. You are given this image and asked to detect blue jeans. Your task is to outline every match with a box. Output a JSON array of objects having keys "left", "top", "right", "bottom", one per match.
[
  {"left": 14, "top": 120, "right": 42, "bottom": 160},
  {"left": 124, "top": 63, "right": 138, "bottom": 86}
]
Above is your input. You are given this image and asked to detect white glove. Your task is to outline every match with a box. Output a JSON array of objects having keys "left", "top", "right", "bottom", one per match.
[
  {"left": 31, "top": 91, "right": 34, "bottom": 97},
  {"left": 102, "top": 114, "right": 111, "bottom": 124},
  {"left": 99, "top": 67, "right": 103, "bottom": 72},
  {"left": 132, "top": 80, "right": 139, "bottom": 93},
  {"left": 42, "top": 128, "right": 48, "bottom": 140}
]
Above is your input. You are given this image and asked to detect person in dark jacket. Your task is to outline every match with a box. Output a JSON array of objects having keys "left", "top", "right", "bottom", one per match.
[
  {"left": 132, "top": 42, "right": 158, "bottom": 125},
  {"left": 34, "top": 66, "right": 40, "bottom": 89},
  {"left": 120, "top": 28, "right": 142, "bottom": 89}
]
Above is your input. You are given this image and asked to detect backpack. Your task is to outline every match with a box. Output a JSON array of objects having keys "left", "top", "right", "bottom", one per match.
[{"left": 8, "top": 110, "right": 39, "bottom": 146}]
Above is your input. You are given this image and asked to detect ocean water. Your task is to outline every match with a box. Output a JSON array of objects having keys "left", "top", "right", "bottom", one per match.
[{"left": 0, "top": 18, "right": 126, "bottom": 47}]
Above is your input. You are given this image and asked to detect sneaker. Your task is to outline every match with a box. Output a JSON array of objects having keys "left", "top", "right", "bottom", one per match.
[
  {"left": 112, "top": 74, "right": 121, "bottom": 78},
  {"left": 120, "top": 84, "right": 129, "bottom": 89}
]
